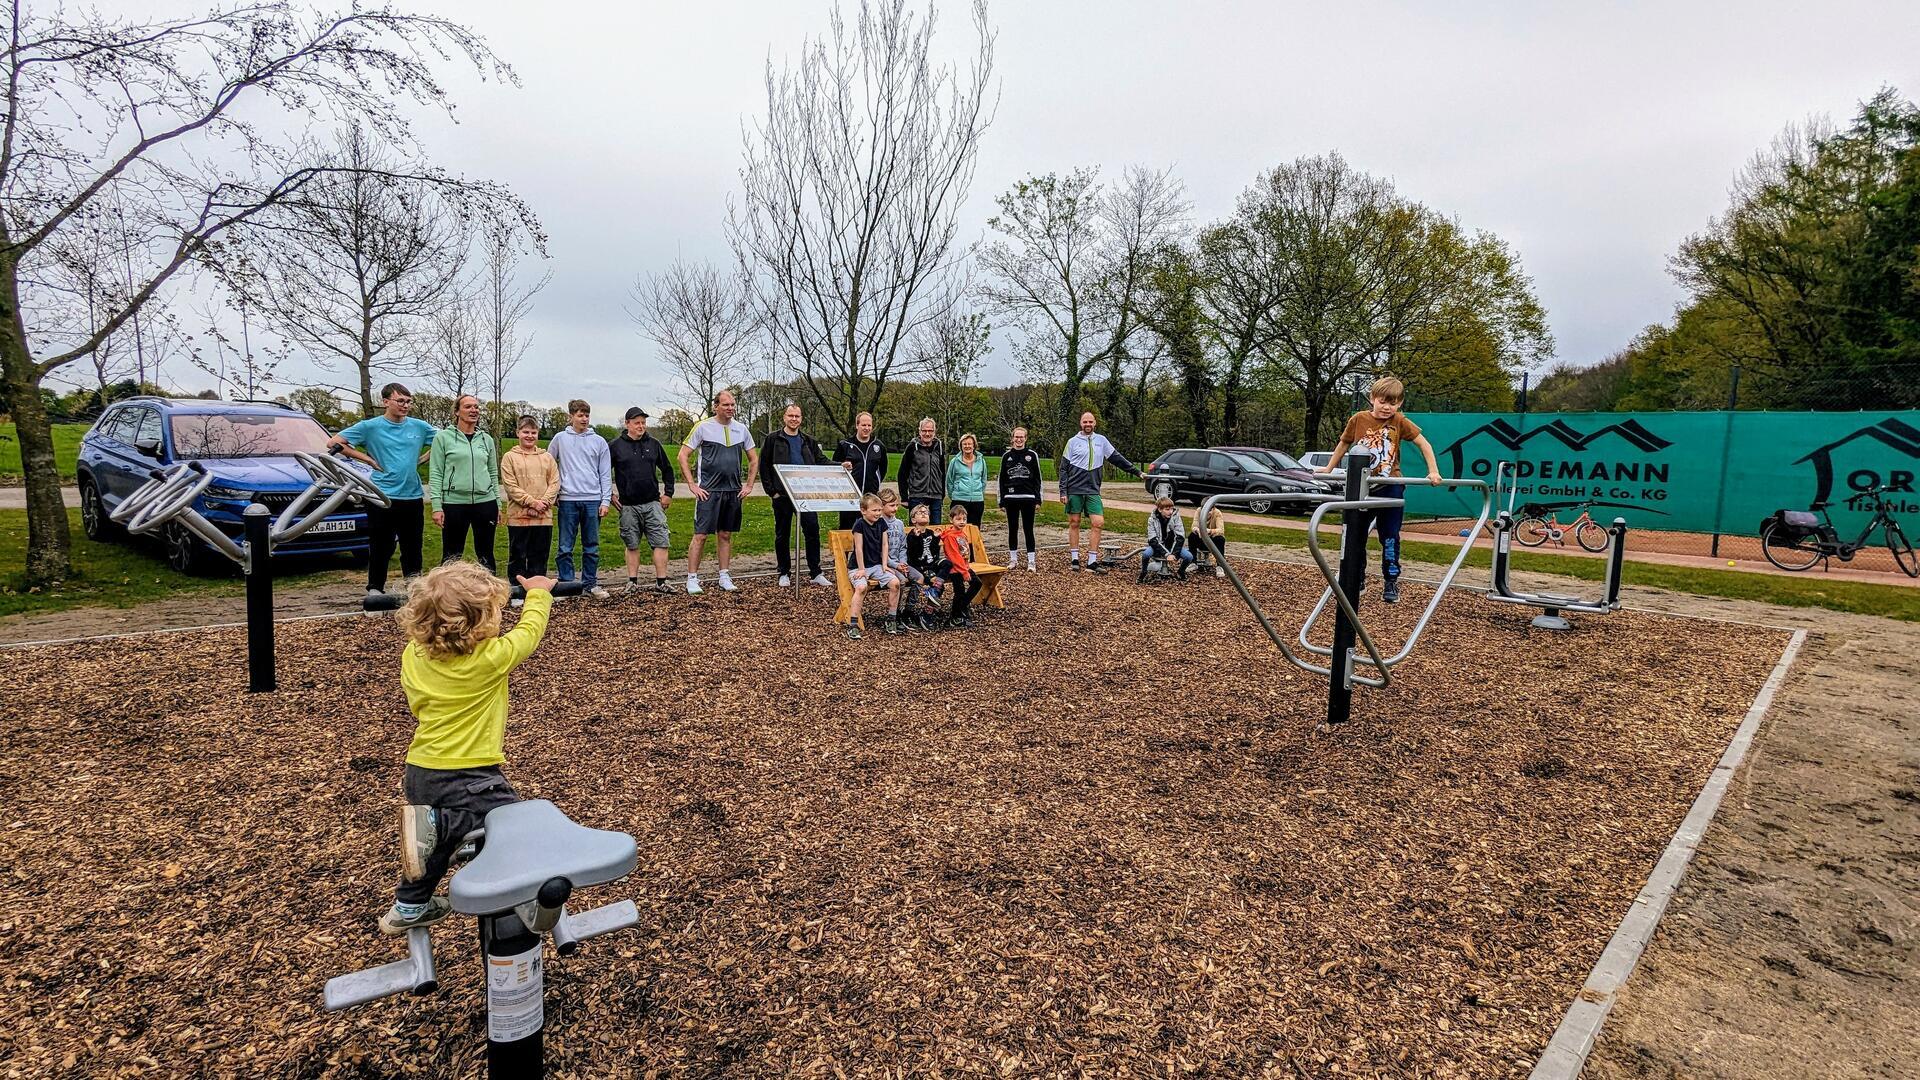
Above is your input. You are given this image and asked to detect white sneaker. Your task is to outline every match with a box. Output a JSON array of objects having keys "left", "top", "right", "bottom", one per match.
[
  {"left": 778, "top": 574, "right": 792, "bottom": 587},
  {"left": 1006, "top": 550, "right": 1020, "bottom": 568},
  {"left": 587, "top": 585, "right": 610, "bottom": 600},
  {"left": 1214, "top": 567, "right": 1225, "bottom": 578},
  {"left": 811, "top": 572, "right": 833, "bottom": 587},
  {"left": 685, "top": 575, "right": 703, "bottom": 595},
  {"left": 1026, "top": 554, "right": 1036, "bottom": 571},
  {"left": 509, "top": 597, "right": 525, "bottom": 608},
  {"left": 717, "top": 571, "right": 737, "bottom": 592}
]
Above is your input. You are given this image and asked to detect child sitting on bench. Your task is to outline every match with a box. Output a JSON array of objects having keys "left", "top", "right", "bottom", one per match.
[
  {"left": 381, "top": 561, "right": 556, "bottom": 935},
  {"left": 936, "top": 504, "right": 983, "bottom": 628},
  {"left": 847, "top": 492, "right": 902, "bottom": 638}
]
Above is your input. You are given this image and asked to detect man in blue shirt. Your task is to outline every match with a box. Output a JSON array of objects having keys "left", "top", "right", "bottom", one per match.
[{"left": 328, "top": 382, "right": 437, "bottom": 593}]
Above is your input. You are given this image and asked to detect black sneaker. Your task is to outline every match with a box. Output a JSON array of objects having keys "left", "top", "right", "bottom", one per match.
[
  {"left": 884, "top": 615, "right": 900, "bottom": 635},
  {"left": 1088, "top": 560, "right": 1110, "bottom": 574},
  {"left": 651, "top": 580, "right": 674, "bottom": 595},
  {"left": 1068, "top": 558, "right": 1082, "bottom": 572},
  {"left": 1383, "top": 577, "right": 1401, "bottom": 604}
]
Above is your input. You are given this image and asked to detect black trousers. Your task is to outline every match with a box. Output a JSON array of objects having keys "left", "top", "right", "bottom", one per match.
[
  {"left": 1005, "top": 501, "right": 1036, "bottom": 551},
  {"left": 395, "top": 765, "right": 519, "bottom": 905},
  {"left": 944, "top": 563, "right": 982, "bottom": 618},
  {"left": 440, "top": 502, "right": 498, "bottom": 569},
  {"left": 366, "top": 497, "right": 424, "bottom": 592},
  {"left": 772, "top": 495, "right": 821, "bottom": 576},
  {"left": 951, "top": 500, "right": 985, "bottom": 533},
  {"left": 507, "top": 525, "right": 551, "bottom": 582}
]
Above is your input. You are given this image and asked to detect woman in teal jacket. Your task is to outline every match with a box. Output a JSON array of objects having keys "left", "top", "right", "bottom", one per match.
[
  {"left": 428, "top": 394, "right": 502, "bottom": 570},
  {"left": 946, "top": 432, "right": 987, "bottom": 534}
]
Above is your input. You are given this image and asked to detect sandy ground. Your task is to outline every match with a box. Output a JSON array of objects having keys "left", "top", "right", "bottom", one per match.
[{"left": 2, "top": 524, "right": 1914, "bottom": 1075}]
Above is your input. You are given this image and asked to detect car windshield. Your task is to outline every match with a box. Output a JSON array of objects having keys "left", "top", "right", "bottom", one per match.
[
  {"left": 1227, "top": 452, "right": 1273, "bottom": 473},
  {"left": 1262, "top": 450, "right": 1306, "bottom": 471},
  {"left": 169, "top": 413, "right": 332, "bottom": 459}
]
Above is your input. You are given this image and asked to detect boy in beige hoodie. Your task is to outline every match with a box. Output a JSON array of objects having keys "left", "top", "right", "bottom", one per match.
[{"left": 500, "top": 414, "right": 561, "bottom": 584}]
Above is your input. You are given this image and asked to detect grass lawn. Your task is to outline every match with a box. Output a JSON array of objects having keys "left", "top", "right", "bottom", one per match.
[
  {"left": 0, "top": 423, "right": 89, "bottom": 484},
  {"left": 5, "top": 494, "right": 1917, "bottom": 624}
]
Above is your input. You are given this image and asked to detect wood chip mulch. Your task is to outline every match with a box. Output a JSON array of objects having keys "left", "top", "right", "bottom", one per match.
[{"left": 0, "top": 559, "right": 1788, "bottom": 1077}]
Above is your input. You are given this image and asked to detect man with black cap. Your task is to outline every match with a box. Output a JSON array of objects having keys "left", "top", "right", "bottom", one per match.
[
  {"left": 758, "top": 402, "right": 832, "bottom": 587},
  {"left": 609, "top": 406, "right": 675, "bottom": 594}
]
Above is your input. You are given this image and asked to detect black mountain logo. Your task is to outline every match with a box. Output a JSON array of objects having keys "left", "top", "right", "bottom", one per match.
[
  {"left": 1441, "top": 418, "right": 1675, "bottom": 475},
  {"left": 1793, "top": 418, "right": 1920, "bottom": 504}
]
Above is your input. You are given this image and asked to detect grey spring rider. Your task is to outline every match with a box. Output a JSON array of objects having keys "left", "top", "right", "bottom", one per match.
[
  {"left": 108, "top": 451, "right": 391, "bottom": 691},
  {"left": 324, "top": 800, "right": 641, "bottom": 1079}
]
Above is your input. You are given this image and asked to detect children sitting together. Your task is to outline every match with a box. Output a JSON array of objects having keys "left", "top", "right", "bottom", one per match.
[{"left": 845, "top": 491, "right": 982, "bottom": 637}]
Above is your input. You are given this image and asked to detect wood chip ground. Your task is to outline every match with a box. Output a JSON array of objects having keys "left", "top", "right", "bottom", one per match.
[{"left": 0, "top": 559, "right": 1788, "bottom": 1077}]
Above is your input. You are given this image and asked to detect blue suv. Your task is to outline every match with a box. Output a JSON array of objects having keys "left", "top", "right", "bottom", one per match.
[{"left": 78, "top": 397, "right": 374, "bottom": 572}]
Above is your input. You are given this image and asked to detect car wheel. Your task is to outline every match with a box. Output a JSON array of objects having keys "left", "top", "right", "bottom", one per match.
[
  {"left": 1247, "top": 489, "right": 1274, "bottom": 515},
  {"left": 79, "top": 479, "right": 117, "bottom": 541},
  {"left": 163, "top": 521, "right": 207, "bottom": 575}
]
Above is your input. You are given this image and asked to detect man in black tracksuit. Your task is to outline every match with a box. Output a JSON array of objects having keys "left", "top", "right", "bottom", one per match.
[
  {"left": 759, "top": 403, "right": 829, "bottom": 585},
  {"left": 832, "top": 410, "right": 887, "bottom": 529},
  {"left": 896, "top": 417, "right": 947, "bottom": 524}
]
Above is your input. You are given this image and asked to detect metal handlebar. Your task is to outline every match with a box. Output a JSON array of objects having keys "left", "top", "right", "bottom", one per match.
[
  {"left": 110, "top": 463, "right": 212, "bottom": 535},
  {"left": 1191, "top": 491, "right": 1355, "bottom": 686}
]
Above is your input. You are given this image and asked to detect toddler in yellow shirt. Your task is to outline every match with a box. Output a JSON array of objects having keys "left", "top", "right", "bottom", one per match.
[{"left": 380, "top": 561, "right": 555, "bottom": 935}]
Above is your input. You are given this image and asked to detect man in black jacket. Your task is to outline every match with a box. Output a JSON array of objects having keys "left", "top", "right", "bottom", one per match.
[
  {"left": 759, "top": 403, "right": 831, "bottom": 586},
  {"left": 832, "top": 410, "right": 886, "bottom": 529},
  {"left": 896, "top": 417, "right": 946, "bottom": 524},
  {"left": 609, "top": 407, "right": 676, "bottom": 594}
]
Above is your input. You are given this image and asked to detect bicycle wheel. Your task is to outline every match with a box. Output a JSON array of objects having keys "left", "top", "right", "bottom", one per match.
[
  {"left": 1761, "top": 520, "right": 1822, "bottom": 571},
  {"left": 1514, "top": 516, "right": 1551, "bottom": 547},
  {"left": 1575, "top": 519, "right": 1610, "bottom": 552},
  {"left": 1888, "top": 522, "right": 1918, "bottom": 577}
]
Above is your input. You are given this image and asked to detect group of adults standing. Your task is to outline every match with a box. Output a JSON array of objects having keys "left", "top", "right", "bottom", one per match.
[{"left": 325, "top": 379, "right": 1144, "bottom": 596}]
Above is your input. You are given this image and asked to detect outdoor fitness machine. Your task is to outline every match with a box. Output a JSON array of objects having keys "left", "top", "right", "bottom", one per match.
[
  {"left": 323, "top": 799, "right": 640, "bottom": 1079},
  {"left": 1488, "top": 461, "right": 1628, "bottom": 630},
  {"left": 1195, "top": 450, "right": 1493, "bottom": 727},
  {"left": 360, "top": 580, "right": 589, "bottom": 611},
  {"left": 107, "top": 451, "right": 390, "bottom": 692}
]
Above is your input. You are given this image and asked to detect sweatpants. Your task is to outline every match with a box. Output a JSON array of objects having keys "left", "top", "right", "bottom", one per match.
[
  {"left": 942, "top": 561, "right": 981, "bottom": 619},
  {"left": 1005, "top": 501, "right": 1036, "bottom": 552},
  {"left": 772, "top": 495, "right": 822, "bottom": 577},
  {"left": 366, "top": 498, "right": 424, "bottom": 592},
  {"left": 395, "top": 764, "right": 519, "bottom": 905},
  {"left": 507, "top": 525, "right": 551, "bottom": 582},
  {"left": 1347, "top": 483, "right": 1405, "bottom": 580},
  {"left": 439, "top": 502, "right": 498, "bottom": 570}
]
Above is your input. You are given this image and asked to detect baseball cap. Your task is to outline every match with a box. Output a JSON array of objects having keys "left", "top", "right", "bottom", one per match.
[{"left": 624, "top": 407, "right": 649, "bottom": 421}]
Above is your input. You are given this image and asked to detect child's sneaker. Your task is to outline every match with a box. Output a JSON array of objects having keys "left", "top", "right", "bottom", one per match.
[
  {"left": 1214, "top": 566, "right": 1225, "bottom": 579},
  {"left": 883, "top": 614, "right": 900, "bottom": 635},
  {"left": 400, "top": 805, "right": 436, "bottom": 881},
  {"left": 846, "top": 622, "right": 863, "bottom": 640},
  {"left": 379, "top": 896, "right": 452, "bottom": 936},
  {"left": 1087, "top": 558, "right": 1109, "bottom": 574},
  {"left": 651, "top": 580, "right": 674, "bottom": 595},
  {"left": 717, "top": 571, "right": 738, "bottom": 592},
  {"left": 685, "top": 575, "right": 703, "bottom": 595},
  {"left": 1382, "top": 577, "right": 1401, "bottom": 604}
]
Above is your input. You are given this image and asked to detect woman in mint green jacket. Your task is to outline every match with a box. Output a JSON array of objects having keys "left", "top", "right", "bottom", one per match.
[
  {"left": 428, "top": 394, "right": 502, "bottom": 570},
  {"left": 946, "top": 432, "right": 987, "bottom": 534}
]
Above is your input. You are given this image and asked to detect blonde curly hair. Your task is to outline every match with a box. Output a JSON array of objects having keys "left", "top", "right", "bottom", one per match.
[{"left": 396, "top": 561, "right": 511, "bottom": 659}]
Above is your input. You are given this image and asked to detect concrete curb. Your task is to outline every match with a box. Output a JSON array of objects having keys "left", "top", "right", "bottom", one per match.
[{"left": 1528, "top": 627, "right": 1810, "bottom": 1078}]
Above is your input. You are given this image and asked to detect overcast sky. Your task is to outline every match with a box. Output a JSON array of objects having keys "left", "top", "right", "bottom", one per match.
[{"left": 100, "top": 1, "right": 1920, "bottom": 417}]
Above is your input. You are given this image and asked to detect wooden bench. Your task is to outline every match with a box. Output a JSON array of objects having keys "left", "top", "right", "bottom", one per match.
[{"left": 829, "top": 524, "right": 1006, "bottom": 625}]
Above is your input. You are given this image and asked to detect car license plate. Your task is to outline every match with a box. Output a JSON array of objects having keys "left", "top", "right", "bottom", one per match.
[{"left": 308, "top": 519, "right": 356, "bottom": 535}]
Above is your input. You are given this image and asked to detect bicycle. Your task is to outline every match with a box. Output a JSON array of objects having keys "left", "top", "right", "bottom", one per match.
[
  {"left": 1512, "top": 500, "right": 1612, "bottom": 553},
  {"left": 1761, "top": 485, "right": 1917, "bottom": 576}
]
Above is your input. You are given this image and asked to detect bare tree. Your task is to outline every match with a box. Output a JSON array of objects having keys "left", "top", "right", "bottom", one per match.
[
  {"left": 189, "top": 295, "right": 284, "bottom": 401},
  {"left": 242, "top": 124, "right": 476, "bottom": 414},
  {"left": 980, "top": 164, "right": 1186, "bottom": 451},
  {"left": 728, "top": 0, "right": 996, "bottom": 433},
  {"left": 911, "top": 308, "right": 990, "bottom": 441},
  {"left": 0, "top": 3, "right": 535, "bottom": 583},
  {"left": 628, "top": 258, "right": 758, "bottom": 411},
  {"left": 422, "top": 302, "right": 484, "bottom": 402},
  {"left": 476, "top": 224, "right": 547, "bottom": 436}
]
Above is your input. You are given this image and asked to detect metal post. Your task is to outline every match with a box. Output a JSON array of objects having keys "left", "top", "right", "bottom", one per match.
[
  {"left": 1518, "top": 371, "right": 1529, "bottom": 416},
  {"left": 1325, "top": 451, "right": 1370, "bottom": 727},
  {"left": 1709, "top": 364, "right": 1740, "bottom": 558},
  {"left": 482, "top": 910, "right": 546, "bottom": 1078},
  {"left": 244, "top": 504, "right": 275, "bottom": 693}
]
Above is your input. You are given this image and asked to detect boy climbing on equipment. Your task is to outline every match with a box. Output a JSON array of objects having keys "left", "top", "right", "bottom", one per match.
[
  {"left": 1319, "top": 375, "right": 1441, "bottom": 604},
  {"left": 381, "top": 561, "right": 556, "bottom": 934}
]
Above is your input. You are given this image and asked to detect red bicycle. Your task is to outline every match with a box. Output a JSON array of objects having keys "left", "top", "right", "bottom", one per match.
[{"left": 1513, "top": 501, "right": 1611, "bottom": 553}]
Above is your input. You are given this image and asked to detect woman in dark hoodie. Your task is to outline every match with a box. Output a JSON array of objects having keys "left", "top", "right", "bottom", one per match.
[{"left": 998, "top": 425, "right": 1042, "bottom": 571}]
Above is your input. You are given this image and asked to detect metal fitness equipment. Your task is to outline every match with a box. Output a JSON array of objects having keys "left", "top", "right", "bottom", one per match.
[
  {"left": 1194, "top": 450, "right": 1492, "bottom": 727},
  {"left": 108, "top": 451, "right": 392, "bottom": 691},
  {"left": 1488, "top": 461, "right": 1627, "bottom": 630},
  {"left": 323, "top": 800, "right": 641, "bottom": 1079},
  {"left": 360, "top": 580, "right": 590, "bottom": 612}
]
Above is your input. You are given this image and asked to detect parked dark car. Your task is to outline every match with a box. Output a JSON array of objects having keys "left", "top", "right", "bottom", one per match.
[
  {"left": 77, "top": 397, "right": 375, "bottom": 572},
  {"left": 1141, "top": 447, "right": 1328, "bottom": 514},
  {"left": 1210, "top": 446, "right": 1335, "bottom": 495}
]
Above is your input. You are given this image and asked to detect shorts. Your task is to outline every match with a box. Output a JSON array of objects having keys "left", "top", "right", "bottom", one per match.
[
  {"left": 850, "top": 566, "right": 898, "bottom": 587},
  {"left": 1064, "top": 493, "right": 1104, "bottom": 516},
  {"left": 693, "top": 490, "right": 743, "bottom": 534},
  {"left": 618, "top": 501, "right": 671, "bottom": 550}
]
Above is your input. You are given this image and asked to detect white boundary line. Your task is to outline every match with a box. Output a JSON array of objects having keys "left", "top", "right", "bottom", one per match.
[{"left": 1528, "top": 627, "right": 1809, "bottom": 1078}]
